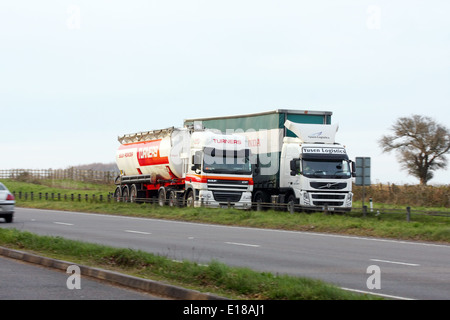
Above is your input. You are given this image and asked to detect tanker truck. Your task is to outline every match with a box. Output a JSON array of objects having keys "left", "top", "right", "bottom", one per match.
[
  {"left": 184, "top": 109, "right": 355, "bottom": 212},
  {"left": 114, "top": 126, "right": 253, "bottom": 209}
]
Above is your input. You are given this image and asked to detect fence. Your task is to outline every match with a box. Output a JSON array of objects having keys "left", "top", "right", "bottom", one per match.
[{"left": 0, "top": 169, "right": 117, "bottom": 184}]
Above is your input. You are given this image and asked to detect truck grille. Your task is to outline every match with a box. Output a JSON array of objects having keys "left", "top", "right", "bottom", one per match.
[
  {"left": 207, "top": 179, "right": 249, "bottom": 191},
  {"left": 311, "top": 193, "right": 346, "bottom": 206},
  {"left": 310, "top": 182, "right": 347, "bottom": 190},
  {"left": 213, "top": 191, "right": 242, "bottom": 203}
]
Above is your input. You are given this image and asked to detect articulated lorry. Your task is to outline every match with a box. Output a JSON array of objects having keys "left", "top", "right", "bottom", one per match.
[
  {"left": 115, "top": 126, "right": 253, "bottom": 209},
  {"left": 184, "top": 109, "right": 355, "bottom": 212}
]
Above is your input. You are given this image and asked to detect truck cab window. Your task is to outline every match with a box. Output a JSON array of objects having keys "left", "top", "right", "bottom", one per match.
[
  {"left": 302, "top": 159, "right": 351, "bottom": 179},
  {"left": 203, "top": 149, "right": 252, "bottom": 175}
]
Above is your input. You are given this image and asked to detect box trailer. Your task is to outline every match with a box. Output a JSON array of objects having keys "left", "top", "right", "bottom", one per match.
[{"left": 184, "top": 109, "right": 354, "bottom": 212}]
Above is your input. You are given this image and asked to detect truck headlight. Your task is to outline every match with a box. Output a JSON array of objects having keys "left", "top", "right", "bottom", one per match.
[
  {"left": 199, "top": 190, "right": 212, "bottom": 200},
  {"left": 346, "top": 192, "right": 353, "bottom": 206},
  {"left": 302, "top": 192, "right": 310, "bottom": 205},
  {"left": 242, "top": 192, "right": 251, "bottom": 200}
]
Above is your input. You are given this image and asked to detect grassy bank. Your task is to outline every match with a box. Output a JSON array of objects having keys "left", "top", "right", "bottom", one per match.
[{"left": 0, "top": 228, "right": 378, "bottom": 300}]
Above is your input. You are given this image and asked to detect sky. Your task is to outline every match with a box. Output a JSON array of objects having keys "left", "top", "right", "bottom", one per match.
[{"left": 1, "top": 0, "right": 449, "bottom": 185}]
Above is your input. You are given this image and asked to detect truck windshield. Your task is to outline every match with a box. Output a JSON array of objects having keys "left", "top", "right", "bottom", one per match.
[
  {"left": 302, "top": 159, "right": 351, "bottom": 179},
  {"left": 203, "top": 151, "right": 252, "bottom": 175}
]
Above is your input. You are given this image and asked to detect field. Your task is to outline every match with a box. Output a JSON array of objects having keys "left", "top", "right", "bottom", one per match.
[{"left": 352, "top": 183, "right": 450, "bottom": 208}]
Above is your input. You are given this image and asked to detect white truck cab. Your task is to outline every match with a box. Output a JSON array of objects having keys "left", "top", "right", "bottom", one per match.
[{"left": 280, "top": 121, "right": 354, "bottom": 211}]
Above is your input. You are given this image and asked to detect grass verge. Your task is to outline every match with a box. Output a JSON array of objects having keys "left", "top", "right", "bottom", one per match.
[{"left": 0, "top": 228, "right": 378, "bottom": 300}]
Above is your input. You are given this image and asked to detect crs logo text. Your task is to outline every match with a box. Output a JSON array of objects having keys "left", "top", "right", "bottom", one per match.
[{"left": 138, "top": 146, "right": 159, "bottom": 159}]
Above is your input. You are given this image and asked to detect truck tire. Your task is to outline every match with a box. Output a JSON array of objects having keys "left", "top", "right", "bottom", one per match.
[
  {"left": 185, "top": 190, "right": 194, "bottom": 207},
  {"left": 287, "top": 194, "right": 297, "bottom": 213},
  {"left": 122, "top": 185, "right": 130, "bottom": 202},
  {"left": 253, "top": 191, "right": 269, "bottom": 210},
  {"left": 130, "top": 184, "right": 138, "bottom": 203},
  {"left": 158, "top": 188, "right": 166, "bottom": 207},
  {"left": 287, "top": 194, "right": 297, "bottom": 204},
  {"left": 114, "top": 186, "right": 122, "bottom": 202},
  {"left": 168, "top": 191, "right": 177, "bottom": 207}
]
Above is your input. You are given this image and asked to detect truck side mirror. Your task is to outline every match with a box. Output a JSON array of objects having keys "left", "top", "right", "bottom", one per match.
[
  {"left": 193, "top": 152, "right": 202, "bottom": 164},
  {"left": 290, "top": 159, "right": 300, "bottom": 176},
  {"left": 191, "top": 152, "right": 202, "bottom": 171}
]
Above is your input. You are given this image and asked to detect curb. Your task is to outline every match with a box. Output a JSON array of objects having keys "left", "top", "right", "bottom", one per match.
[{"left": 0, "top": 246, "right": 227, "bottom": 300}]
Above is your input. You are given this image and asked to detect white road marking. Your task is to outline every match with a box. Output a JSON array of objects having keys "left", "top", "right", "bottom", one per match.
[
  {"left": 225, "top": 241, "right": 260, "bottom": 248},
  {"left": 124, "top": 230, "right": 151, "bottom": 235},
  {"left": 370, "top": 259, "right": 420, "bottom": 267},
  {"left": 53, "top": 222, "right": 74, "bottom": 226},
  {"left": 340, "top": 287, "right": 415, "bottom": 300}
]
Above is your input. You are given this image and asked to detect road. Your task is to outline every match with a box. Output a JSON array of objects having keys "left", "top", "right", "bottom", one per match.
[
  {"left": 0, "top": 255, "right": 162, "bottom": 300},
  {"left": 2, "top": 207, "right": 449, "bottom": 300}
]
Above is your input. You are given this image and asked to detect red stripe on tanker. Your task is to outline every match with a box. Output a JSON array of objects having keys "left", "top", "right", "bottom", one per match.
[{"left": 118, "top": 140, "right": 169, "bottom": 166}]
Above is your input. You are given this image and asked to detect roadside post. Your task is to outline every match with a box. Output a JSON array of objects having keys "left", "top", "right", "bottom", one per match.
[{"left": 355, "top": 157, "right": 371, "bottom": 209}]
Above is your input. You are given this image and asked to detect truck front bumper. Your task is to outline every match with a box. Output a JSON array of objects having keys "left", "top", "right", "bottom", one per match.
[
  {"left": 196, "top": 190, "right": 252, "bottom": 210},
  {"left": 300, "top": 191, "right": 353, "bottom": 211}
]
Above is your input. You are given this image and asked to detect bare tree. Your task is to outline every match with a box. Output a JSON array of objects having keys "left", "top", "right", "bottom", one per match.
[{"left": 379, "top": 115, "right": 450, "bottom": 185}]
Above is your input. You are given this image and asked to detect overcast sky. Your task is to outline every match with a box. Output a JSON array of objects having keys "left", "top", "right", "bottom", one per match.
[{"left": 1, "top": 0, "right": 449, "bottom": 185}]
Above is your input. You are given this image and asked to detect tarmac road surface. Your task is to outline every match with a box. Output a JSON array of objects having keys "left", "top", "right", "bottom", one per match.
[
  {"left": 0, "top": 255, "right": 163, "bottom": 300},
  {"left": 2, "top": 207, "right": 449, "bottom": 300}
]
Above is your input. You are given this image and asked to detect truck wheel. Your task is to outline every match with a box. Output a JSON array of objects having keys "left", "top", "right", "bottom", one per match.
[
  {"left": 287, "top": 194, "right": 297, "bottom": 213},
  {"left": 114, "top": 186, "right": 122, "bottom": 202},
  {"left": 253, "top": 191, "right": 269, "bottom": 210},
  {"left": 168, "top": 191, "right": 177, "bottom": 207},
  {"left": 122, "top": 185, "right": 130, "bottom": 202},
  {"left": 158, "top": 188, "right": 166, "bottom": 207},
  {"left": 130, "top": 184, "right": 138, "bottom": 203},
  {"left": 185, "top": 190, "right": 194, "bottom": 207},
  {"left": 287, "top": 194, "right": 297, "bottom": 204}
]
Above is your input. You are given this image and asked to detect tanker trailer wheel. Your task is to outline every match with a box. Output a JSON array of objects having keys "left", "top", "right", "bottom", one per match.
[
  {"left": 168, "top": 191, "right": 177, "bottom": 207},
  {"left": 158, "top": 188, "right": 166, "bottom": 207},
  {"left": 114, "top": 186, "right": 122, "bottom": 202},
  {"left": 122, "top": 185, "right": 130, "bottom": 202},
  {"left": 130, "top": 184, "right": 138, "bottom": 203}
]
